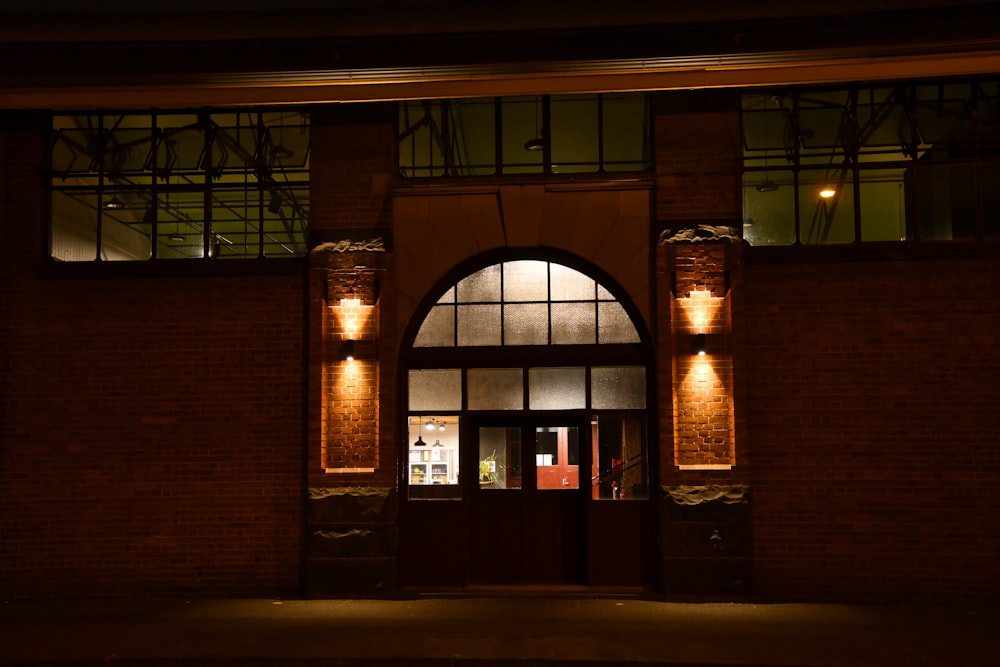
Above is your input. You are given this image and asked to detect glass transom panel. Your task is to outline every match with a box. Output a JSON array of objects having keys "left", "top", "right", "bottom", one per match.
[{"left": 413, "top": 260, "right": 639, "bottom": 348}]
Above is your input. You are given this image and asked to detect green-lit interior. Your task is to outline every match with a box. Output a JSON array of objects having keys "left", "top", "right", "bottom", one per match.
[
  {"left": 398, "top": 93, "right": 650, "bottom": 177},
  {"left": 50, "top": 109, "right": 309, "bottom": 261},
  {"left": 742, "top": 79, "right": 1000, "bottom": 245}
]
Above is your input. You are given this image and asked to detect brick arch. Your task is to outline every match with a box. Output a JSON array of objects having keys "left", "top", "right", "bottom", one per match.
[{"left": 391, "top": 184, "right": 651, "bottom": 352}]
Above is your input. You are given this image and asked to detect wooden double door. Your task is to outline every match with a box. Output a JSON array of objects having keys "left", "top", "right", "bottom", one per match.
[
  {"left": 466, "top": 416, "right": 587, "bottom": 585},
  {"left": 402, "top": 414, "right": 649, "bottom": 589}
]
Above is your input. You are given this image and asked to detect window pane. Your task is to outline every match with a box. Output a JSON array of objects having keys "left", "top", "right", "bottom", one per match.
[
  {"left": 211, "top": 187, "right": 261, "bottom": 259},
  {"left": 157, "top": 190, "right": 206, "bottom": 259},
  {"left": 551, "top": 94, "right": 599, "bottom": 174},
  {"left": 550, "top": 264, "right": 595, "bottom": 300},
  {"left": 915, "top": 162, "right": 978, "bottom": 240},
  {"left": 598, "top": 302, "right": 640, "bottom": 344},
  {"left": 502, "top": 96, "right": 544, "bottom": 174},
  {"left": 592, "top": 415, "right": 647, "bottom": 500},
  {"left": 799, "top": 168, "right": 855, "bottom": 244},
  {"left": 592, "top": 366, "right": 646, "bottom": 409},
  {"left": 503, "top": 260, "right": 548, "bottom": 301},
  {"left": 551, "top": 302, "right": 596, "bottom": 344},
  {"left": 414, "top": 305, "right": 455, "bottom": 347},
  {"left": 742, "top": 170, "right": 796, "bottom": 245},
  {"left": 50, "top": 189, "right": 99, "bottom": 261},
  {"left": 398, "top": 100, "right": 445, "bottom": 177},
  {"left": 479, "top": 427, "right": 521, "bottom": 489},
  {"left": 408, "top": 369, "right": 462, "bottom": 411},
  {"left": 450, "top": 98, "right": 496, "bottom": 176},
  {"left": 101, "top": 190, "right": 153, "bottom": 261},
  {"left": 503, "top": 303, "right": 548, "bottom": 345},
  {"left": 457, "top": 264, "right": 501, "bottom": 302},
  {"left": 408, "top": 415, "right": 460, "bottom": 499},
  {"left": 603, "top": 93, "right": 649, "bottom": 171},
  {"left": 536, "top": 426, "right": 579, "bottom": 490},
  {"left": 457, "top": 304, "right": 502, "bottom": 346},
  {"left": 467, "top": 368, "right": 524, "bottom": 410},
  {"left": 859, "top": 169, "right": 907, "bottom": 241},
  {"left": 528, "top": 367, "right": 585, "bottom": 410}
]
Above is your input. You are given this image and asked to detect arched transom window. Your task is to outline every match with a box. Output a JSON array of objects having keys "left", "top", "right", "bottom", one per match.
[{"left": 413, "top": 259, "right": 641, "bottom": 347}]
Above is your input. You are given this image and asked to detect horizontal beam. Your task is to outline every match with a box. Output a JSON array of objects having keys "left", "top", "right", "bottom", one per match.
[{"left": 4, "top": 48, "right": 1000, "bottom": 110}]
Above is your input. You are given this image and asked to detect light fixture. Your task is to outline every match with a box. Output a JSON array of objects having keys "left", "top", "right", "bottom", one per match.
[
  {"left": 272, "top": 145, "right": 294, "bottom": 160},
  {"left": 168, "top": 234, "right": 185, "bottom": 242},
  {"left": 268, "top": 192, "right": 283, "bottom": 214},
  {"left": 413, "top": 435, "right": 426, "bottom": 447},
  {"left": 524, "top": 95, "right": 544, "bottom": 152},
  {"left": 103, "top": 197, "right": 125, "bottom": 210},
  {"left": 819, "top": 188, "right": 837, "bottom": 199},
  {"left": 756, "top": 181, "right": 779, "bottom": 192},
  {"left": 692, "top": 333, "right": 707, "bottom": 356},
  {"left": 423, "top": 418, "right": 446, "bottom": 432},
  {"left": 341, "top": 339, "right": 355, "bottom": 361}
]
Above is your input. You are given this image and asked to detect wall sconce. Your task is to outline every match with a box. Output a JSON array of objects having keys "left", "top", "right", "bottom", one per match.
[
  {"left": 692, "top": 333, "right": 707, "bottom": 356},
  {"left": 341, "top": 339, "right": 356, "bottom": 361}
]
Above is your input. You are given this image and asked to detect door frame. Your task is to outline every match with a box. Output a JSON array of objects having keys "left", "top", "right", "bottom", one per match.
[{"left": 462, "top": 413, "right": 590, "bottom": 586}]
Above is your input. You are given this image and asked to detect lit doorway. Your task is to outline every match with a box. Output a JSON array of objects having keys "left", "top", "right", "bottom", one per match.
[{"left": 401, "top": 256, "right": 651, "bottom": 590}]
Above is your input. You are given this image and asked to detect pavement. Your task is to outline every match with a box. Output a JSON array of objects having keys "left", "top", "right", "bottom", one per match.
[{"left": 1, "top": 593, "right": 998, "bottom": 667}]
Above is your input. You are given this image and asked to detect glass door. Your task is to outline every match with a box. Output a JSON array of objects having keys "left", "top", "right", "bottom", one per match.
[{"left": 466, "top": 417, "right": 587, "bottom": 585}]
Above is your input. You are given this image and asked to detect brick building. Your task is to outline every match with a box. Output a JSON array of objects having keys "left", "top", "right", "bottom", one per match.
[{"left": 2, "top": 1, "right": 999, "bottom": 602}]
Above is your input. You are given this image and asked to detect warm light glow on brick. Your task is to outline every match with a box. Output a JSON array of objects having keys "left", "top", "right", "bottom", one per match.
[
  {"left": 333, "top": 297, "right": 375, "bottom": 339},
  {"left": 677, "top": 289, "right": 725, "bottom": 333}
]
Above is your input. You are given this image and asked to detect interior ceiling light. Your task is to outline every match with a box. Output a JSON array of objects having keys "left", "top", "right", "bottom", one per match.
[
  {"left": 168, "top": 234, "right": 185, "bottom": 242},
  {"left": 757, "top": 181, "right": 779, "bottom": 192},
  {"left": 819, "top": 188, "right": 837, "bottom": 198},
  {"left": 272, "top": 145, "right": 294, "bottom": 159},
  {"left": 524, "top": 138, "right": 545, "bottom": 152},
  {"left": 424, "top": 418, "right": 446, "bottom": 432},
  {"left": 103, "top": 197, "right": 125, "bottom": 209},
  {"left": 268, "top": 193, "right": 283, "bottom": 214}
]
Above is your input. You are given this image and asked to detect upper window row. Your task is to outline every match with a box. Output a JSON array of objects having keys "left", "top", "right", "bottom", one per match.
[
  {"left": 742, "top": 78, "right": 1000, "bottom": 245},
  {"left": 398, "top": 93, "right": 651, "bottom": 177},
  {"left": 50, "top": 109, "right": 309, "bottom": 261}
]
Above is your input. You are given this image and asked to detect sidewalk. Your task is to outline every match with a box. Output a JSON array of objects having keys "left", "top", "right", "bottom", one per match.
[{"left": 2, "top": 595, "right": 998, "bottom": 666}]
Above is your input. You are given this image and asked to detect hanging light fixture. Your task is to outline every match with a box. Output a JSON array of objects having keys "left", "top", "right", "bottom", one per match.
[
  {"left": 524, "top": 96, "right": 544, "bottom": 152},
  {"left": 413, "top": 435, "right": 426, "bottom": 447}
]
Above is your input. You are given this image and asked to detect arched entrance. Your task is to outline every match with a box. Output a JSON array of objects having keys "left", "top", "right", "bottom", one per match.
[{"left": 401, "top": 254, "right": 652, "bottom": 589}]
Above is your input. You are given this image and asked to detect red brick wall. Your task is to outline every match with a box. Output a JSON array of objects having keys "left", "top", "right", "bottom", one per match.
[
  {"left": 0, "top": 112, "right": 305, "bottom": 598},
  {"left": 309, "top": 104, "right": 395, "bottom": 231},
  {"left": 745, "top": 258, "right": 1000, "bottom": 602},
  {"left": 655, "top": 91, "right": 741, "bottom": 222}
]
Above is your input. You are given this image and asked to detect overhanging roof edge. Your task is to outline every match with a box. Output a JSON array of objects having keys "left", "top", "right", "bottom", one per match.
[{"left": 4, "top": 49, "right": 1000, "bottom": 110}]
